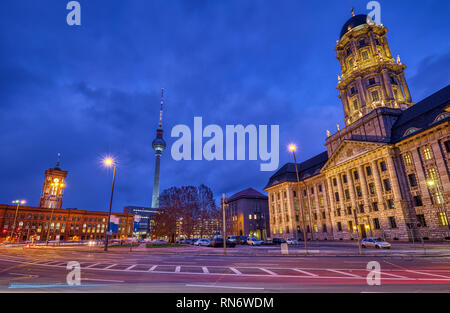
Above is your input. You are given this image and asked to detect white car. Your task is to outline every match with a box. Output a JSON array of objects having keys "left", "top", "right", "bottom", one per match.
[
  {"left": 194, "top": 239, "right": 211, "bottom": 247},
  {"left": 247, "top": 237, "right": 263, "bottom": 246},
  {"left": 286, "top": 238, "right": 298, "bottom": 245},
  {"left": 361, "top": 238, "right": 391, "bottom": 249}
]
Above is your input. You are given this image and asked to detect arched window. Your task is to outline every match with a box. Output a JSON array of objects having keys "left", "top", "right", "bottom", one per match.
[
  {"left": 403, "top": 127, "right": 420, "bottom": 137},
  {"left": 433, "top": 112, "right": 450, "bottom": 123}
]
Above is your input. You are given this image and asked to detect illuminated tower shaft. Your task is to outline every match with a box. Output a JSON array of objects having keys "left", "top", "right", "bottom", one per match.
[{"left": 151, "top": 89, "right": 166, "bottom": 209}]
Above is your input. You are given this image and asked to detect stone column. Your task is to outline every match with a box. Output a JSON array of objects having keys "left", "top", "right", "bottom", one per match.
[
  {"left": 371, "top": 160, "right": 386, "bottom": 210},
  {"left": 399, "top": 73, "right": 412, "bottom": 103},
  {"left": 347, "top": 169, "right": 358, "bottom": 211},
  {"left": 386, "top": 155, "right": 402, "bottom": 202},
  {"left": 411, "top": 149, "right": 431, "bottom": 205},
  {"left": 336, "top": 173, "right": 345, "bottom": 212},
  {"left": 382, "top": 69, "right": 394, "bottom": 100},
  {"left": 356, "top": 77, "right": 367, "bottom": 108},
  {"left": 358, "top": 164, "right": 370, "bottom": 210},
  {"left": 304, "top": 183, "right": 315, "bottom": 240}
]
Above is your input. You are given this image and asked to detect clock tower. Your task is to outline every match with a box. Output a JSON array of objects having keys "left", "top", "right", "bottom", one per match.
[{"left": 39, "top": 153, "right": 68, "bottom": 209}]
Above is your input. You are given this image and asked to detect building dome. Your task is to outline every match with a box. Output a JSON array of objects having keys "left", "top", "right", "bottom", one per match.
[{"left": 340, "top": 14, "right": 368, "bottom": 39}]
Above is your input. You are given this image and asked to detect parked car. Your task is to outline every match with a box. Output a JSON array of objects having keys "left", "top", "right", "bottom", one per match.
[
  {"left": 184, "top": 239, "right": 192, "bottom": 245},
  {"left": 191, "top": 238, "right": 199, "bottom": 245},
  {"left": 239, "top": 236, "right": 248, "bottom": 244},
  {"left": 227, "top": 236, "right": 239, "bottom": 243},
  {"left": 194, "top": 238, "right": 211, "bottom": 247},
  {"left": 286, "top": 238, "right": 298, "bottom": 245},
  {"left": 211, "top": 237, "right": 236, "bottom": 248},
  {"left": 272, "top": 238, "right": 286, "bottom": 245},
  {"left": 247, "top": 237, "right": 264, "bottom": 246},
  {"left": 361, "top": 238, "right": 391, "bottom": 249}
]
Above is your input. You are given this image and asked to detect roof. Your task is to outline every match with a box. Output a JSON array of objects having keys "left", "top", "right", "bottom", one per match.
[
  {"left": 265, "top": 151, "right": 329, "bottom": 189},
  {"left": 391, "top": 85, "right": 450, "bottom": 142},
  {"left": 227, "top": 188, "right": 267, "bottom": 202},
  {"left": 340, "top": 14, "right": 368, "bottom": 39}
]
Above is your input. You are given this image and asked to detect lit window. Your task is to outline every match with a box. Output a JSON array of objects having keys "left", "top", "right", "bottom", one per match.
[
  {"left": 371, "top": 90, "right": 379, "bottom": 102},
  {"left": 361, "top": 51, "right": 369, "bottom": 60},
  {"left": 248, "top": 214, "right": 252, "bottom": 220},
  {"left": 403, "top": 153, "right": 412, "bottom": 166},
  {"left": 423, "top": 147, "right": 433, "bottom": 160},
  {"left": 437, "top": 212, "right": 449, "bottom": 226}
]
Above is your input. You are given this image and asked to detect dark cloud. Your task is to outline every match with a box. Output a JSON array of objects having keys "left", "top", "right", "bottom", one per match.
[{"left": 0, "top": 0, "right": 448, "bottom": 211}]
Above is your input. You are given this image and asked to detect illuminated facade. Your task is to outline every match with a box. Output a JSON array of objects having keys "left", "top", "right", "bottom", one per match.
[
  {"left": 265, "top": 12, "right": 450, "bottom": 242},
  {"left": 38, "top": 153, "right": 67, "bottom": 209}
]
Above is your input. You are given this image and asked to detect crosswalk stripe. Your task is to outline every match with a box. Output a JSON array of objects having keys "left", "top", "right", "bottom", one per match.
[
  {"left": 293, "top": 269, "right": 317, "bottom": 276},
  {"left": 405, "top": 270, "right": 450, "bottom": 279},
  {"left": 229, "top": 267, "right": 242, "bottom": 275},
  {"left": 85, "top": 263, "right": 100, "bottom": 269},
  {"left": 104, "top": 264, "right": 117, "bottom": 269},
  {"left": 125, "top": 265, "right": 136, "bottom": 271},
  {"left": 148, "top": 265, "right": 157, "bottom": 272},
  {"left": 259, "top": 268, "right": 277, "bottom": 276},
  {"left": 327, "top": 269, "right": 361, "bottom": 278},
  {"left": 175, "top": 266, "right": 181, "bottom": 273},
  {"left": 202, "top": 267, "right": 209, "bottom": 274}
]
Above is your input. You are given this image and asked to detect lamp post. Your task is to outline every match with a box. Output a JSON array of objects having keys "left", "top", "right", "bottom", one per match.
[
  {"left": 11, "top": 200, "right": 26, "bottom": 242},
  {"left": 222, "top": 194, "right": 227, "bottom": 256},
  {"left": 289, "top": 145, "right": 308, "bottom": 255},
  {"left": 104, "top": 158, "right": 117, "bottom": 252}
]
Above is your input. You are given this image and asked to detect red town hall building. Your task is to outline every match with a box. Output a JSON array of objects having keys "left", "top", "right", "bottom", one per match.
[{"left": 0, "top": 157, "right": 133, "bottom": 242}]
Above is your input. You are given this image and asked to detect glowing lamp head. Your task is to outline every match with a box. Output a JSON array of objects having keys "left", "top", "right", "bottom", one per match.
[
  {"left": 289, "top": 144, "right": 296, "bottom": 152},
  {"left": 426, "top": 180, "right": 435, "bottom": 187},
  {"left": 104, "top": 158, "right": 114, "bottom": 167}
]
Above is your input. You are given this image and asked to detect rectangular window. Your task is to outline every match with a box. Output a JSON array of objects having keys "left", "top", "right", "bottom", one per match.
[
  {"left": 372, "top": 202, "right": 379, "bottom": 212},
  {"left": 373, "top": 218, "right": 380, "bottom": 229},
  {"left": 345, "top": 189, "right": 350, "bottom": 200},
  {"left": 348, "top": 221, "right": 354, "bottom": 232},
  {"left": 389, "top": 216, "right": 397, "bottom": 229},
  {"left": 337, "top": 208, "right": 341, "bottom": 217},
  {"left": 361, "top": 50, "right": 369, "bottom": 60},
  {"left": 408, "top": 174, "right": 418, "bottom": 187},
  {"left": 380, "top": 161, "right": 387, "bottom": 172},
  {"left": 311, "top": 187, "right": 314, "bottom": 194},
  {"left": 423, "top": 147, "right": 433, "bottom": 160},
  {"left": 356, "top": 186, "right": 362, "bottom": 197},
  {"left": 333, "top": 178, "right": 337, "bottom": 186},
  {"left": 416, "top": 215, "right": 427, "bottom": 227},
  {"left": 371, "top": 90, "right": 379, "bottom": 102},
  {"left": 359, "top": 204, "right": 365, "bottom": 213},
  {"left": 445, "top": 141, "right": 450, "bottom": 153},
  {"left": 319, "top": 185, "right": 322, "bottom": 192},
  {"left": 337, "top": 222, "right": 342, "bottom": 232},
  {"left": 413, "top": 195, "right": 423, "bottom": 207},
  {"left": 437, "top": 212, "right": 449, "bottom": 226},
  {"left": 368, "top": 78, "right": 376, "bottom": 86},
  {"left": 342, "top": 174, "right": 347, "bottom": 184},
  {"left": 354, "top": 171, "right": 359, "bottom": 180},
  {"left": 387, "top": 199, "right": 395, "bottom": 209},
  {"left": 353, "top": 99, "right": 358, "bottom": 111},
  {"left": 403, "top": 153, "right": 412, "bottom": 166},
  {"left": 335, "top": 192, "right": 340, "bottom": 202},
  {"left": 366, "top": 166, "right": 372, "bottom": 176},
  {"left": 369, "top": 183, "right": 376, "bottom": 195},
  {"left": 383, "top": 179, "right": 392, "bottom": 191},
  {"left": 322, "top": 224, "right": 327, "bottom": 233}
]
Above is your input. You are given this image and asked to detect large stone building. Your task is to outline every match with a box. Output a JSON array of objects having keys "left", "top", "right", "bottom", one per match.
[
  {"left": 0, "top": 156, "right": 133, "bottom": 242},
  {"left": 224, "top": 188, "right": 270, "bottom": 240},
  {"left": 265, "top": 12, "right": 450, "bottom": 242}
]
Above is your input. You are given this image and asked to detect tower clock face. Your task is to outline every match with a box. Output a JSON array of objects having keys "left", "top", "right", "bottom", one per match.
[{"left": 53, "top": 178, "right": 59, "bottom": 183}]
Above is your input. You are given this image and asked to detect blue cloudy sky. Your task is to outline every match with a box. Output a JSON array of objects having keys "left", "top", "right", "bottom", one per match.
[{"left": 1, "top": 0, "right": 449, "bottom": 213}]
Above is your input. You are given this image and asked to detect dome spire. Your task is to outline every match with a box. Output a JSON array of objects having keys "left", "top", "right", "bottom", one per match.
[
  {"left": 55, "top": 152, "right": 61, "bottom": 170},
  {"left": 351, "top": 8, "right": 355, "bottom": 17},
  {"left": 159, "top": 88, "right": 164, "bottom": 129}
]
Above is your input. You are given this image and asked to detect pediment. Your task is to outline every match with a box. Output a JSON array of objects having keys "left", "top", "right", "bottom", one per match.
[{"left": 322, "top": 140, "right": 387, "bottom": 171}]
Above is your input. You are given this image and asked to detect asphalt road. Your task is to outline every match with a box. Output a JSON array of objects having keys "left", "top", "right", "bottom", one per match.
[{"left": 0, "top": 246, "right": 449, "bottom": 293}]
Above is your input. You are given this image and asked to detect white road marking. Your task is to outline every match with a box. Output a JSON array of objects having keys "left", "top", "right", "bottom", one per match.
[
  {"left": 85, "top": 263, "right": 100, "bottom": 269},
  {"left": 175, "top": 266, "right": 181, "bottom": 273},
  {"left": 125, "top": 265, "right": 136, "bottom": 271},
  {"left": 380, "top": 271, "right": 411, "bottom": 279},
  {"left": 293, "top": 269, "right": 317, "bottom": 276},
  {"left": 186, "top": 284, "right": 264, "bottom": 290},
  {"left": 259, "top": 268, "right": 277, "bottom": 276},
  {"left": 103, "top": 264, "right": 117, "bottom": 269},
  {"left": 327, "top": 269, "right": 361, "bottom": 278},
  {"left": 405, "top": 270, "right": 450, "bottom": 279},
  {"left": 82, "top": 278, "right": 124, "bottom": 283},
  {"left": 202, "top": 267, "right": 209, "bottom": 274},
  {"left": 229, "top": 267, "right": 242, "bottom": 275},
  {"left": 148, "top": 265, "right": 157, "bottom": 271}
]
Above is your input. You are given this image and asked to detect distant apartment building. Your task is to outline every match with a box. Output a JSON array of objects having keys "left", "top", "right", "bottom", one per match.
[
  {"left": 124, "top": 206, "right": 158, "bottom": 238},
  {"left": 224, "top": 188, "right": 270, "bottom": 240}
]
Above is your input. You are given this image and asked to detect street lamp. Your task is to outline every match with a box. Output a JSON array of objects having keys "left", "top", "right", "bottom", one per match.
[
  {"left": 289, "top": 144, "right": 308, "bottom": 255},
  {"left": 11, "top": 200, "right": 26, "bottom": 242},
  {"left": 104, "top": 157, "right": 117, "bottom": 251}
]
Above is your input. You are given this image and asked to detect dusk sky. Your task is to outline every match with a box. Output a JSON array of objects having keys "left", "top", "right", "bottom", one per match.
[{"left": 1, "top": 0, "right": 449, "bottom": 213}]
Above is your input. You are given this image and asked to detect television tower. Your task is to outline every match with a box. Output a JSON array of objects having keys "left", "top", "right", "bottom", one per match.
[{"left": 151, "top": 88, "right": 166, "bottom": 209}]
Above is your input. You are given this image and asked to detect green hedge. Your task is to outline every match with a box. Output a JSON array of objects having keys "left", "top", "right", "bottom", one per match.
[{"left": 146, "top": 243, "right": 182, "bottom": 248}]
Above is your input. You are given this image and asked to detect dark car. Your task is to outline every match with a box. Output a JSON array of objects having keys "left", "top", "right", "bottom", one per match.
[
  {"left": 272, "top": 238, "right": 286, "bottom": 245},
  {"left": 239, "top": 236, "right": 248, "bottom": 244},
  {"left": 211, "top": 237, "right": 236, "bottom": 248},
  {"left": 184, "top": 239, "right": 192, "bottom": 245}
]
